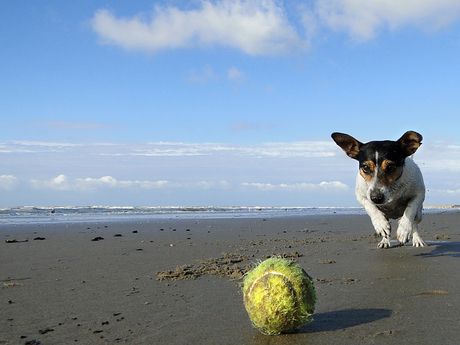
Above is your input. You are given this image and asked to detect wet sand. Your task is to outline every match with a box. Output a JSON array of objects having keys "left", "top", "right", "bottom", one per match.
[{"left": 1, "top": 212, "right": 459, "bottom": 344}]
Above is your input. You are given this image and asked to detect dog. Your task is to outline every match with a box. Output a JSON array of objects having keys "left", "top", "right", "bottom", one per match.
[{"left": 331, "top": 131, "right": 426, "bottom": 249}]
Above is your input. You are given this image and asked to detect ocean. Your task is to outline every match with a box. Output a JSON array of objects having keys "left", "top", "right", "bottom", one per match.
[
  {"left": 1, "top": 205, "right": 455, "bottom": 225},
  {"left": 0, "top": 206, "right": 369, "bottom": 225}
]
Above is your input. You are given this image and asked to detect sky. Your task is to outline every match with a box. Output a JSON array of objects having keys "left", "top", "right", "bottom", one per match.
[{"left": 1, "top": 0, "right": 460, "bottom": 207}]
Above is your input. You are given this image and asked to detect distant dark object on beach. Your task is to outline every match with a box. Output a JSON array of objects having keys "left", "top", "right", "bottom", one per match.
[
  {"left": 91, "top": 236, "right": 104, "bottom": 241},
  {"left": 5, "top": 238, "right": 28, "bottom": 243},
  {"left": 34, "top": 237, "right": 46, "bottom": 241},
  {"left": 114, "top": 234, "right": 123, "bottom": 237},
  {"left": 132, "top": 230, "right": 138, "bottom": 233},
  {"left": 38, "top": 328, "right": 54, "bottom": 335},
  {"left": 25, "top": 340, "right": 41, "bottom": 345}
]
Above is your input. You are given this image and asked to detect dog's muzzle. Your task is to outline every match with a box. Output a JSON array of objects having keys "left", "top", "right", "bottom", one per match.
[{"left": 370, "top": 190, "right": 386, "bottom": 204}]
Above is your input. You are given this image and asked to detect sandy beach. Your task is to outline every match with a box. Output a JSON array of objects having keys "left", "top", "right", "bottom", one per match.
[{"left": 1, "top": 211, "right": 459, "bottom": 344}]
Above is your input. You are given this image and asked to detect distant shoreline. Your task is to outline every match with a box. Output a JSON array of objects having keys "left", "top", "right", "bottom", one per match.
[{"left": 424, "top": 204, "right": 460, "bottom": 209}]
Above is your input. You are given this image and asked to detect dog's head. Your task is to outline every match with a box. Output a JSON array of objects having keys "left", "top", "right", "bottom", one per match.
[{"left": 331, "top": 131, "right": 422, "bottom": 205}]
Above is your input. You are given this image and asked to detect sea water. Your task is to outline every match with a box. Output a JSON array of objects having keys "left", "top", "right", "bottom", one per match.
[
  {"left": 0, "top": 205, "right": 454, "bottom": 225},
  {"left": 0, "top": 206, "right": 369, "bottom": 225}
]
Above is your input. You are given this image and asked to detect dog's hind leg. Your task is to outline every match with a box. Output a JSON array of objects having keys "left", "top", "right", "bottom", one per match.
[
  {"left": 396, "top": 202, "right": 426, "bottom": 247},
  {"left": 411, "top": 208, "right": 426, "bottom": 247},
  {"left": 396, "top": 217, "right": 411, "bottom": 245},
  {"left": 412, "top": 227, "right": 426, "bottom": 247}
]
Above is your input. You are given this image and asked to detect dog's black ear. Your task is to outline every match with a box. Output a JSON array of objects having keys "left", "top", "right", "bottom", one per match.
[
  {"left": 397, "top": 131, "right": 423, "bottom": 157},
  {"left": 331, "top": 133, "right": 362, "bottom": 160}
]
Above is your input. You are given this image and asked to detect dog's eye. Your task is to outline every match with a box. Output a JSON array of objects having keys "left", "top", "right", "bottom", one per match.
[
  {"left": 386, "top": 164, "right": 396, "bottom": 173},
  {"left": 361, "top": 165, "right": 371, "bottom": 174}
]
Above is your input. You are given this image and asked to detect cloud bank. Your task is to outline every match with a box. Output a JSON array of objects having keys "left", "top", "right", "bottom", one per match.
[
  {"left": 28, "top": 175, "right": 234, "bottom": 193},
  {"left": 310, "top": 0, "right": 460, "bottom": 41},
  {"left": 30, "top": 175, "right": 174, "bottom": 192},
  {"left": 26, "top": 175, "right": 349, "bottom": 193},
  {"left": 241, "top": 181, "right": 349, "bottom": 191},
  {"left": 0, "top": 175, "right": 18, "bottom": 190},
  {"left": 91, "top": 0, "right": 308, "bottom": 56},
  {"left": 91, "top": 0, "right": 460, "bottom": 55},
  {"left": 3, "top": 139, "right": 460, "bottom": 206}
]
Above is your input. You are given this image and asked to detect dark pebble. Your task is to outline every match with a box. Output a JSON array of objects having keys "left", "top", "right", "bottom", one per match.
[
  {"left": 91, "top": 237, "right": 104, "bottom": 241},
  {"left": 38, "top": 328, "right": 54, "bottom": 335}
]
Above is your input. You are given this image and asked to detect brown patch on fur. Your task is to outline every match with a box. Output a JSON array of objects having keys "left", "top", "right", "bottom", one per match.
[
  {"left": 381, "top": 160, "right": 393, "bottom": 171},
  {"left": 359, "top": 161, "right": 375, "bottom": 183},
  {"left": 331, "top": 133, "right": 362, "bottom": 159},
  {"left": 378, "top": 161, "right": 403, "bottom": 187},
  {"left": 397, "top": 131, "right": 423, "bottom": 156}
]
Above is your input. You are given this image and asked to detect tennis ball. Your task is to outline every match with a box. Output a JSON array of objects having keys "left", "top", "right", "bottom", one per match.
[{"left": 243, "top": 257, "right": 316, "bottom": 335}]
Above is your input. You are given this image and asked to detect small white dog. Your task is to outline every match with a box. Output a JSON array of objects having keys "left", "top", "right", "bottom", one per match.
[{"left": 331, "top": 131, "right": 426, "bottom": 249}]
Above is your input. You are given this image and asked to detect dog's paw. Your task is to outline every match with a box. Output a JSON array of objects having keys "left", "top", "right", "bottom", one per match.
[
  {"left": 372, "top": 217, "right": 391, "bottom": 238},
  {"left": 377, "top": 237, "right": 391, "bottom": 249},
  {"left": 412, "top": 233, "right": 427, "bottom": 247},
  {"left": 396, "top": 218, "right": 414, "bottom": 245},
  {"left": 396, "top": 231, "right": 410, "bottom": 245}
]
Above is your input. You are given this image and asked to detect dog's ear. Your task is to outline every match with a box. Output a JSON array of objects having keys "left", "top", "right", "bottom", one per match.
[
  {"left": 397, "top": 131, "right": 423, "bottom": 157},
  {"left": 331, "top": 133, "right": 362, "bottom": 160}
]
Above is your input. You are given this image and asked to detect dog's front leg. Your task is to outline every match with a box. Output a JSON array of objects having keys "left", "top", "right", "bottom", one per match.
[{"left": 358, "top": 197, "right": 391, "bottom": 248}]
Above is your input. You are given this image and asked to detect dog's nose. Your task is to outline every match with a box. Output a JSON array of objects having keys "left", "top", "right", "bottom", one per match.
[{"left": 370, "top": 191, "right": 385, "bottom": 204}]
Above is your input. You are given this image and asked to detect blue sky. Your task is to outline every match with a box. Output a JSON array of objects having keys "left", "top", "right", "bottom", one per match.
[{"left": 1, "top": 0, "right": 460, "bottom": 207}]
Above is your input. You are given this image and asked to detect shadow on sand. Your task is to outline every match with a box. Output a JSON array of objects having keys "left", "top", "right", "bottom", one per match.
[
  {"left": 416, "top": 241, "right": 460, "bottom": 258},
  {"left": 299, "top": 308, "right": 392, "bottom": 333}
]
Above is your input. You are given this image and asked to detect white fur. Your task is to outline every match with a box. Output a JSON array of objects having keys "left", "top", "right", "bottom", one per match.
[{"left": 355, "top": 157, "right": 426, "bottom": 248}]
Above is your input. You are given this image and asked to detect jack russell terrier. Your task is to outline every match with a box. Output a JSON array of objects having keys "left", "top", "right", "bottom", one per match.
[{"left": 331, "top": 131, "right": 426, "bottom": 249}]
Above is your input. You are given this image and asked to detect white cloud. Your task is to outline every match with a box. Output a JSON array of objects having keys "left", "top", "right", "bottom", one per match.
[
  {"left": 1, "top": 141, "right": 83, "bottom": 154},
  {"left": 90, "top": 0, "right": 460, "bottom": 58},
  {"left": 429, "top": 188, "right": 460, "bottom": 195},
  {"left": 187, "top": 65, "right": 218, "bottom": 83},
  {"left": 130, "top": 144, "right": 211, "bottom": 157},
  {"left": 74, "top": 176, "right": 120, "bottom": 191},
  {"left": 139, "top": 180, "right": 172, "bottom": 189},
  {"left": 9, "top": 141, "right": 78, "bottom": 147},
  {"left": 30, "top": 174, "right": 70, "bottom": 191},
  {"left": 114, "top": 140, "right": 337, "bottom": 157},
  {"left": 27, "top": 175, "right": 231, "bottom": 193},
  {"left": 0, "top": 175, "right": 19, "bottom": 190},
  {"left": 416, "top": 142, "right": 460, "bottom": 172},
  {"left": 309, "top": 0, "right": 460, "bottom": 41},
  {"left": 241, "top": 181, "right": 349, "bottom": 191},
  {"left": 91, "top": 0, "right": 309, "bottom": 56},
  {"left": 67, "top": 176, "right": 173, "bottom": 192},
  {"left": 194, "top": 180, "right": 231, "bottom": 190},
  {"left": 228, "top": 67, "right": 246, "bottom": 81},
  {"left": 239, "top": 141, "right": 336, "bottom": 157},
  {"left": 318, "top": 181, "right": 349, "bottom": 191},
  {"left": 228, "top": 121, "right": 262, "bottom": 132}
]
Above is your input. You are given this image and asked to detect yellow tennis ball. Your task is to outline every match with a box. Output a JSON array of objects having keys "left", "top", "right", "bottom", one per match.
[{"left": 243, "top": 257, "right": 316, "bottom": 335}]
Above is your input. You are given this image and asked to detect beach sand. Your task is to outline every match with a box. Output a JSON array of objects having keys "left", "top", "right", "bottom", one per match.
[{"left": 1, "top": 212, "right": 459, "bottom": 344}]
